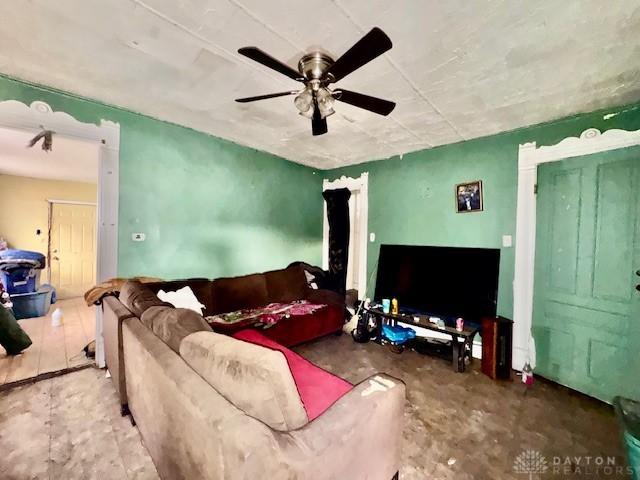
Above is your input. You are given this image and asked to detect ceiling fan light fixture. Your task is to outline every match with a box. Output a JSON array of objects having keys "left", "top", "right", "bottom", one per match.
[
  {"left": 316, "top": 87, "right": 335, "bottom": 119},
  {"left": 294, "top": 88, "right": 313, "bottom": 114},
  {"left": 319, "top": 107, "right": 335, "bottom": 119},
  {"left": 298, "top": 108, "right": 314, "bottom": 119}
]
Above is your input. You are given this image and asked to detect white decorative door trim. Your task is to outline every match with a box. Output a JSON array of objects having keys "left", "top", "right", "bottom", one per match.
[
  {"left": 0, "top": 99, "right": 121, "bottom": 368},
  {"left": 513, "top": 127, "right": 640, "bottom": 371},
  {"left": 322, "top": 172, "right": 369, "bottom": 299}
]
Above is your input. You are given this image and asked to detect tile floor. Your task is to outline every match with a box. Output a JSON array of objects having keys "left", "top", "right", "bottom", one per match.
[
  {"left": 0, "top": 367, "right": 159, "bottom": 480},
  {"left": 0, "top": 297, "right": 95, "bottom": 386}
]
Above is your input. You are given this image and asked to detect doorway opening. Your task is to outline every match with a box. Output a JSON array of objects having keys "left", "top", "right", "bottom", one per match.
[
  {"left": 0, "top": 125, "right": 100, "bottom": 386},
  {"left": 0, "top": 99, "right": 120, "bottom": 372},
  {"left": 345, "top": 189, "right": 363, "bottom": 294},
  {"left": 322, "top": 173, "right": 369, "bottom": 300}
]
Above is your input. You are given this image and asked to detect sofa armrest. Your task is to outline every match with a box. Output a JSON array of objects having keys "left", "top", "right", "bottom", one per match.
[
  {"left": 285, "top": 373, "right": 405, "bottom": 480},
  {"left": 103, "top": 296, "right": 136, "bottom": 412},
  {"left": 304, "top": 288, "right": 345, "bottom": 309},
  {"left": 104, "top": 294, "right": 135, "bottom": 321}
]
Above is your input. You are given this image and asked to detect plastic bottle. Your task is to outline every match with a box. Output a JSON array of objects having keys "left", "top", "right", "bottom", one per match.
[
  {"left": 521, "top": 362, "right": 534, "bottom": 386},
  {"left": 51, "top": 307, "right": 63, "bottom": 327}
]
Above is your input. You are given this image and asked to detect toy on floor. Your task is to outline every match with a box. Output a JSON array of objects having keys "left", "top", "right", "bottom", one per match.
[{"left": 382, "top": 324, "right": 416, "bottom": 354}]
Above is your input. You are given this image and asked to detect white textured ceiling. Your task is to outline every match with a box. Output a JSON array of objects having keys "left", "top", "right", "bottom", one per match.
[
  {"left": 0, "top": 1, "right": 639, "bottom": 169},
  {"left": 0, "top": 127, "right": 99, "bottom": 183}
]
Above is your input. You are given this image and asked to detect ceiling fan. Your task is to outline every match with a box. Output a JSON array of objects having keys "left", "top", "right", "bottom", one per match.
[{"left": 235, "top": 27, "right": 395, "bottom": 136}]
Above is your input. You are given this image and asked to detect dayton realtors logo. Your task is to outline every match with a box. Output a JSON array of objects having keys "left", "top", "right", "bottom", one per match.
[
  {"left": 513, "top": 450, "right": 548, "bottom": 479},
  {"left": 514, "top": 450, "right": 635, "bottom": 477}
]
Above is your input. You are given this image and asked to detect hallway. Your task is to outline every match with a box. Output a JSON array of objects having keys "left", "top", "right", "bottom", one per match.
[{"left": 0, "top": 297, "right": 95, "bottom": 387}]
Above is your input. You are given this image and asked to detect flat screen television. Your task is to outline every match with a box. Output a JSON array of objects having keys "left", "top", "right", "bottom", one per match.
[{"left": 374, "top": 244, "right": 500, "bottom": 323}]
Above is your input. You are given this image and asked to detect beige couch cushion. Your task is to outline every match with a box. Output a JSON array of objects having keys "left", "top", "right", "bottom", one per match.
[
  {"left": 119, "top": 280, "right": 172, "bottom": 317},
  {"left": 179, "top": 331, "right": 308, "bottom": 431},
  {"left": 140, "top": 306, "right": 212, "bottom": 353}
]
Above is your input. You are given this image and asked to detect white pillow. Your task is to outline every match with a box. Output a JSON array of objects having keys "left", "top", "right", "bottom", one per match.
[
  {"left": 304, "top": 270, "right": 319, "bottom": 289},
  {"left": 157, "top": 286, "right": 205, "bottom": 314}
]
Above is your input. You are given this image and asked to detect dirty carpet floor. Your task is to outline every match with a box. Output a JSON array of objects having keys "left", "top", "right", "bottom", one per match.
[{"left": 0, "top": 335, "right": 626, "bottom": 479}]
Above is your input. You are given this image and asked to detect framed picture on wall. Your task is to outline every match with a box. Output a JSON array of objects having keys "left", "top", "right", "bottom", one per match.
[{"left": 455, "top": 180, "right": 483, "bottom": 213}]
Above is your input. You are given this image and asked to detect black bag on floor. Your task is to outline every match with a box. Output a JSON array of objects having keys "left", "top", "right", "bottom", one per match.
[
  {"left": 352, "top": 312, "right": 371, "bottom": 343},
  {"left": 0, "top": 306, "right": 32, "bottom": 355}
]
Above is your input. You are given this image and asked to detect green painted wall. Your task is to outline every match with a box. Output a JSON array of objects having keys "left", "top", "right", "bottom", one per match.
[
  {"left": 326, "top": 103, "right": 640, "bottom": 319},
  {"left": 3, "top": 72, "right": 639, "bottom": 312},
  {"left": 0, "top": 75, "right": 323, "bottom": 279}
]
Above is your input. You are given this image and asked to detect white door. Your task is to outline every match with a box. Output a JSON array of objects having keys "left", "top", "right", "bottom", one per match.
[{"left": 49, "top": 203, "right": 96, "bottom": 299}]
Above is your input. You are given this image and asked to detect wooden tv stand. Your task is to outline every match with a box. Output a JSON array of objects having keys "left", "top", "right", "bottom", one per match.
[{"left": 364, "top": 307, "right": 480, "bottom": 372}]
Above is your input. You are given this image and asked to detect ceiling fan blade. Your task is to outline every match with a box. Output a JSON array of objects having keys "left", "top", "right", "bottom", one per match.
[
  {"left": 311, "top": 104, "right": 328, "bottom": 136},
  {"left": 324, "top": 27, "right": 392, "bottom": 83},
  {"left": 238, "top": 47, "right": 304, "bottom": 81},
  {"left": 235, "top": 91, "right": 298, "bottom": 103},
  {"left": 334, "top": 89, "right": 396, "bottom": 116}
]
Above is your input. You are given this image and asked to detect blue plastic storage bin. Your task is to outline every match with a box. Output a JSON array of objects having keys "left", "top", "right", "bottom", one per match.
[
  {"left": 11, "top": 285, "right": 55, "bottom": 320},
  {"left": 614, "top": 397, "right": 640, "bottom": 480},
  {"left": 0, "top": 249, "right": 46, "bottom": 265},
  {"left": 0, "top": 249, "right": 46, "bottom": 294},
  {"left": 0, "top": 269, "right": 41, "bottom": 294}
]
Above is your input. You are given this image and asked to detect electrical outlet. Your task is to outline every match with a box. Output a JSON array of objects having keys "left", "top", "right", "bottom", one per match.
[
  {"left": 502, "top": 235, "right": 512, "bottom": 248},
  {"left": 132, "top": 233, "right": 146, "bottom": 242}
]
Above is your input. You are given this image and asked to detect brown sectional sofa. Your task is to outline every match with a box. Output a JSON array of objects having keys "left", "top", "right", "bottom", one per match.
[
  {"left": 102, "top": 265, "right": 405, "bottom": 479},
  {"left": 105, "top": 265, "right": 344, "bottom": 412},
  {"left": 147, "top": 265, "right": 346, "bottom": 346}
]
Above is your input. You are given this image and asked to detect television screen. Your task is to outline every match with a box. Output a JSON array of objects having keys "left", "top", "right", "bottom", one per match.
[{"left": 374, "top": 244, "right": 500, "bottom": 323}]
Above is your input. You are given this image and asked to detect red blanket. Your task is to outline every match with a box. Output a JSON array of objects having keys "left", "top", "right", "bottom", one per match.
[{"left": 233, "top": 329, "right": 352, "bottom": 421}]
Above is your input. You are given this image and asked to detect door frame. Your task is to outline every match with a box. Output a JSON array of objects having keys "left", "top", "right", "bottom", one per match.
[
  {"left": 513, "top": 127, "right": 640, "bottom": 371},
  {"left": 47, "top": 199, "right": 98, "bottom": 293},
  {"left": 0, "top": 99, "right": 120, "bottom": 368},
  {"left": 322, "top": 172, "right": 368, "bottom": 299}
]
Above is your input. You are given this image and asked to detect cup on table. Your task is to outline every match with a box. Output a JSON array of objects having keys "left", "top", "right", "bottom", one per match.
[{"left": 382, "top": 298, "right": 391, "bottom": 314}]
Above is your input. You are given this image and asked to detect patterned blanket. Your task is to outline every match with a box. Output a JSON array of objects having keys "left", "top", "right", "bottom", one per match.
[{"left": 206, "top": 300, "right": 325, "bottom": 330}]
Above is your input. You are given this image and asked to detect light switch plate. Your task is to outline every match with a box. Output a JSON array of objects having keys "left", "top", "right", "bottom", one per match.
[
  {"left": 369, "top": 232, "right": 376, "bottom": 242},
  {"left": 502, "top": 235, "right": 513, "bottom": 248},
  {"left": 132, "top": 233, "right": 146, "bottom": 242}
]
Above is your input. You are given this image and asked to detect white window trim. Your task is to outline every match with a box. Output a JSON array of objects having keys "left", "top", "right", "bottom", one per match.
[
  {"left": 0, "top": 99, "right": 120, "bottom": 368},
  {"left": 513, "top": 127, "right": 640, "bottom": 371},
  {"left": 322, "top": 172, "right": 368, "bottom": 299}
]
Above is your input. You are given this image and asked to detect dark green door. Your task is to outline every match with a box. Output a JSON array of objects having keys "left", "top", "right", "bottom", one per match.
[{"left": 533, "top": 149, "right": 640, "bottom": 402}]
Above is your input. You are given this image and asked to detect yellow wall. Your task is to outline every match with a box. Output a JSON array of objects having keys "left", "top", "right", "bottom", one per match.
[{"left": 0, "top": 174, "right": 97, "bottom": 255}]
